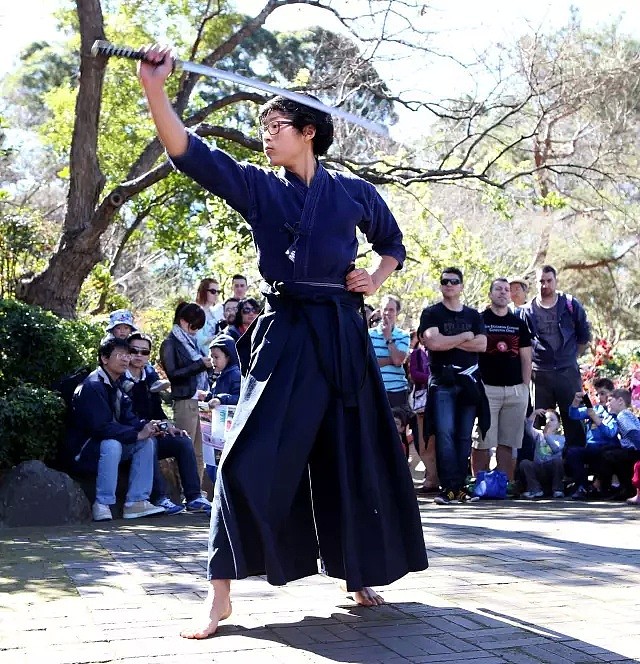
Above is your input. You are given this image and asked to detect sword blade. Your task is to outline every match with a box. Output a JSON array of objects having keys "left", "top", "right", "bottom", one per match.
[{"left": 91, "top": 41, "right": 389, "bottom": 137}]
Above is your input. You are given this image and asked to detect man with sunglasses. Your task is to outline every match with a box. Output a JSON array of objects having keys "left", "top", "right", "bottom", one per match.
[
  {"left": 64, "top": 337, "right": 165, "bottom": 521},
  {"left": 418, "top": 268, "right": 487, "bottom": 505},
  {"left": 125, "top": 332, "right": 211, "bottom": 515}
]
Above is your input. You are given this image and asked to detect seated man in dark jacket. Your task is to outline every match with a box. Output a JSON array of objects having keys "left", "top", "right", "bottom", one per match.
[
  {"left": 125, "top": 332, "right": 211, "bottom": 515},
  {"left": 65, "top": 337, "right": 166, "bottom": 522}
]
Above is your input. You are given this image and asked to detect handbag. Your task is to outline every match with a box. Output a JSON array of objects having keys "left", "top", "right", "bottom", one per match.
[
  {"left": 409, "top": 386, "right": 427, "bottom": 413},
  {"left": 472, "top": 470, "right": 508, "bottom": 499}
]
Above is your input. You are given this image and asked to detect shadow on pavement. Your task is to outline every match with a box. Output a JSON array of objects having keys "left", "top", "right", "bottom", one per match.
[{"left": 213, "top": 601, "right": 638, "bottom": 663}]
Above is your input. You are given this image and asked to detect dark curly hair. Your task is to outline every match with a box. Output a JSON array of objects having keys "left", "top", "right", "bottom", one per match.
[{"left": 258, "top": 94, "right": 334, "bottom": 156}]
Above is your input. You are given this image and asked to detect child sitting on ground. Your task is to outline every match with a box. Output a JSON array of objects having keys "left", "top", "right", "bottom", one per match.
[
  {"left": 599, "top": 389, "right": 640, "bottom": 499},
  {"left": 519, "top": 409, "right": 565, "bottom": 499}
]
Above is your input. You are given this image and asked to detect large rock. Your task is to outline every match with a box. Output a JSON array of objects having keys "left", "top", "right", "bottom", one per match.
[{"left": 0, "top": 460, "right": 91, "bottom": 528}]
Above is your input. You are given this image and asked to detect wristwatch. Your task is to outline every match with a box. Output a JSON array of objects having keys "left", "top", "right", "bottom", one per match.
[{"left": 385, "top": 339, "right": 395, "bottom": 345}]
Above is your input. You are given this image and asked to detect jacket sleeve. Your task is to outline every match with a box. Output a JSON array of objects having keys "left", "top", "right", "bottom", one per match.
[
  {"left": 409, "top": 349, "right": 430, "bottom": 384},
  {"left": 216, "top": 371, "right": 242, "bottom": 406},
  {"left": 357, "top": 182, "right": 406, "bottom": 270},
  {"left": 74, "top": 382, "right": 140, "bottom": 445},
  {"left": 160, "top": 338, "right": 207, "bottom": 382},
  {"left": 547, "top": 436, "right": 565, "bottom": 454},
  {"left": 595, "top": 415, "right": 618, "bottom": 440},
  {"left": 568, "top": 405, "right": 587, "bottom": 420},
  {"left": 572, "top": 297, "right": 591, "bottom": 345}
]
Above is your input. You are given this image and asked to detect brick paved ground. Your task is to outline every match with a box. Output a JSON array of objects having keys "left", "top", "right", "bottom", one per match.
[{"left": 1, "top": 498, "right": 639, "bottom": 663}]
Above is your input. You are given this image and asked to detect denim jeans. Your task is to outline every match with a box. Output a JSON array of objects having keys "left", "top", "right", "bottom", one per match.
[
  {"left": 152, "top": 433, "right": 202, "bottom": 503},
  {"left": 565, "top": 443, "right": 619, "bottom": 488},
  {"left": 432, "top": 384, "right": 477, "bottom": 492},
  {"left": 95, "top": 438, "right": 155, "bottom": 505}
]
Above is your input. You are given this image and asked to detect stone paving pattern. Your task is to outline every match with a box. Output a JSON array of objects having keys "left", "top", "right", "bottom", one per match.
[{"left": 1, "top": 498, "right": 639, "bottom": 663}]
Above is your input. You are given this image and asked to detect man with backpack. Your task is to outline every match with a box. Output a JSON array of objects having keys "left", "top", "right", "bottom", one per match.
[{"left": 519, "top": 265, "right": 591, "bottom": 449}]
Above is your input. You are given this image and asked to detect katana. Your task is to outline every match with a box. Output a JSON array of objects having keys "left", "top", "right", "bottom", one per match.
[{"left": 91, "top": 41, "right": 389, "bottom": 138}]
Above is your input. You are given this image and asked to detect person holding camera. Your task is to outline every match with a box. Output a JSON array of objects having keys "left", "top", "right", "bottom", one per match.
[
  {"left": 126, "top": 332, "right": 211, "bottom": 514},
  {"left": 64, "top": 336, "right": 166, "bottom": 521},
  {"left": 566, "top": 379, "right": 619, "bottom": 500}
]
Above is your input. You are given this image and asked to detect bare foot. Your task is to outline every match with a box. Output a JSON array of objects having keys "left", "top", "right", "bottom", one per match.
[
  {"left": 353, "top": 587, "right": 385, "bottom": 606},
  {"left": 180, "top": 580, "right": 232, "bottom": 639},
  {"left": 626, "top": 494, "right": 640, "bottom": 505}
]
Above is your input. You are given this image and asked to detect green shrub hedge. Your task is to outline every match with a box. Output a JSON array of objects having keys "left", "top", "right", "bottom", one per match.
[
  {"left": 0, "top": 298, "right": 103, "bottom": 469},
  {"left": 0, "top": 384, "right": 66, "bottom": 468},
  {"left": 0, "top": 299, "right": 102, "bottom": 393}
]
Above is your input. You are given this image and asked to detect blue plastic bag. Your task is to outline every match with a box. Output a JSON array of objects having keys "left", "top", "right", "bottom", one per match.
[{"left": 473, "top": 470, "right": 508, "bottom": 499}]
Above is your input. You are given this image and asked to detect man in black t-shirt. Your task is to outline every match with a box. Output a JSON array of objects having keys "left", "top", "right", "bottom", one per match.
[
  {"left": 418, "top": 267, "right": 487, "bottom": 505},
  {"left": 473, "top": 278, "right": 532, "bottom": 481}
]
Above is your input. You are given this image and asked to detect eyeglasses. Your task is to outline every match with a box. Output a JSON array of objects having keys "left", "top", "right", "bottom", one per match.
[
  {"left": 242, "top": 307, "right": 258, "bottom": 314},
  {"left": 440, "top": 278, "right": 461, "bottom": 286},
  {"left": 115, "top": 353, "right": 131, "bottom": 360},
  {"left": 207, "top": 288, "right": 221, "bottom": 294},
  {"left": 129, "top": 348, "right": 151, "bottom": 356},
  {"left": 258, "top": 120, "right": 295, "bottom": 137}
]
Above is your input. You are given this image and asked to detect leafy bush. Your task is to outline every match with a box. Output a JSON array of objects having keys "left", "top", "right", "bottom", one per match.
[
  {"left": 0, "top": 384, "right": 65, "bottom": 469},
  {"left": 135, "top": 306, "right": 174, "bottom": 363},
  {"left": 0, "top": 298, "right": 103, "bottom": 393}
]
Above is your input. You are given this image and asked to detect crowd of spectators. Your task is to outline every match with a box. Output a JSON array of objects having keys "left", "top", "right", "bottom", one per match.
[
  {"left": 61, "top": 275, "right": 251, "bottom": 520},
  {"left": 401, "top": 265, "right": 640, "bottom": 506},
  {"left": 60, "top": 266, "right": 640, "bottom": 520}
]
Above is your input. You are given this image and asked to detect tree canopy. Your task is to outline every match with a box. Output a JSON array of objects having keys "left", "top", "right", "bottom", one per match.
[{"left": 0, "top": 0, "right": 638, "bottom": 344}]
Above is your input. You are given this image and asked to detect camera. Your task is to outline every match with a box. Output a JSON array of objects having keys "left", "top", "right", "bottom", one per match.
[
  {"left": 157, "top": 421, "right": 169, "bottom": 432},
  {"left": 581, "top": 394, "right": 593, "bottom": 408}
]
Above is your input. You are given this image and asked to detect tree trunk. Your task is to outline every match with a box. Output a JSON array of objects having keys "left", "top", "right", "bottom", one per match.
[{"left": 17, "top": 0, "right": 107, "bottom": 318}]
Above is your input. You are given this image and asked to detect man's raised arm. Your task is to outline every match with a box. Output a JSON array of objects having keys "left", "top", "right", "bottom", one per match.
[{"left": 138, "top": 45, "right": 188, "bottom": 157}]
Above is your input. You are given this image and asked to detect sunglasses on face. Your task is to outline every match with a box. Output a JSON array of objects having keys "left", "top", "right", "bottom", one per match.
[
  {"left": 440, "top": 278, "right": 461, "bottom": 286},
  {"left": 129, "top": 348, "right": 151, "bottom": 356},
  {"left": 207, "top": 288, "right": 221, "bottom": 294},
  {"left": 242, "top": 307, "right": 258, "bottom": 314}
]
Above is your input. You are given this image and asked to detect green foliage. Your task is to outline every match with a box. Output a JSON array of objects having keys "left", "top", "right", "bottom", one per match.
[
  {"left": 0, "top": 205, "right": 59, "bottom": 299},
  {"left": 135, "top": 306, "right": 175, "bottom": 364},
  {"left": 0, "top": 299, "right": 103, "bottom": 394},
  {"left": 0, "top": 384, "right": 65, "bottom": 469},
  {"left": 77, "top": 262, "right": 131, "bottom": 315}
]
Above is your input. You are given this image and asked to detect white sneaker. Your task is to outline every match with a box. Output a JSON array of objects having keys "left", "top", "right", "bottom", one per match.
[
  {"left": 92, "top": 502, "right": 113, "bottom": 521},
  {"left": 552, "top": 490, "right": 565, "bottom": 499},
  {"left": 522, "top": 490, "right": 544, "bottom": 500},
  {"left": 123, "top": 500, "right": 166, "bottom": 519}
]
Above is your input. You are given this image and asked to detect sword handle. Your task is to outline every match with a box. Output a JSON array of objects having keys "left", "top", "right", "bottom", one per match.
[
  {"left": 91, "top": 41, "right": 148, "bottom": 61},
  {"left": 91, "top": 41, "right": 178, "bottom": 73}
]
